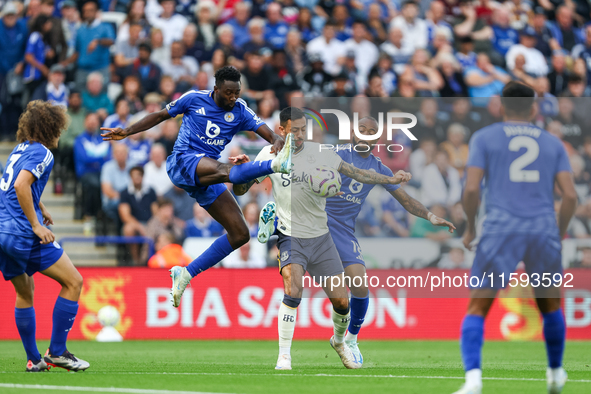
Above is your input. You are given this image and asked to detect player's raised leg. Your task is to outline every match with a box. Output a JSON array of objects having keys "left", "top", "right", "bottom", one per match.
[
  {"left": 171, "top": 190, "right": 251, "bottom": 307},
  {"left": 10, "top": 273, "right": 48, "bottom": 372},
  {"left": 344, "top": 263, "right": 369, "bottom": 366},
  {"left": 41, "top": 253, "right": 90, "bottom": 372}
]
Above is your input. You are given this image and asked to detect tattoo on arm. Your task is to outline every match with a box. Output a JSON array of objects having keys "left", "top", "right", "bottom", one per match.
[
  {"left": 339, "top": 162, "right": 395, "bottom": 185},
  {"left": 233, "top": 180, "right": 256, "bottom": 196},
  {"left": 391, "top": 188, "right": 429, "bottom": 220}
]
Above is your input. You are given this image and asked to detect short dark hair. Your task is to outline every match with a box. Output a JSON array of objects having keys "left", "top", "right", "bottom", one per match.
[
  {"left": 501, "top": 81, "right": 535, "bottom": 116},
  {"left": 129, "top": 165, "right": 144, "bottom": 176},
  {"left": 156, "top": 197, "right": 173, "bottom": 208},
  {"left": 568, "top": 74, "right": 584, "bottom": 85},
  {"left": 279, "top": 107, "right": 305, "bottom": 128},
  {"left": 138, "top": 42, "right": 152, "bottom": 53},
  {"left": 214, "top": 66, "right": 241, "bottom": 88}
]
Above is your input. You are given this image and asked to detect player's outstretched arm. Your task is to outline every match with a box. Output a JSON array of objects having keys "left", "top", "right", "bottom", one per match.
[
  {"left": 462, "top": 167, "right": 484, "bottom": 250},
  {"left": 338, "top": 161, "right": 412, "bottom": 185},
  {"left": 555, "top": 171, "right": 577, "bottom": 239},
  {"left": 101, "top": 109, "right": 171, "bottom": 141},
  {"left": 255, "top": 124, "right": 284, "bottom": 154},
  {"left": 14, "top": 170, "right": 55, "bottom": 244},
  {"left": 390, "top": 188, "right": 455, "bottom": 233}
]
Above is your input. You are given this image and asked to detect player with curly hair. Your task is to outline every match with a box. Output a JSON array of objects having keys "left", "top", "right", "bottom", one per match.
[
  {"left": 0, "top": 101, "right": 90, "bottom": 372},
  {"left": 100, "top": 66, "right": 293, "bottom": 308}
]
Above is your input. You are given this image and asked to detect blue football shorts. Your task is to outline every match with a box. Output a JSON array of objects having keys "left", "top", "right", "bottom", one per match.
[
  {"left": 327, "top": 217, "right": 366, "bottom": 268},
  {"left": 0, "top": 233, "right": 64, "bottom": 281}
]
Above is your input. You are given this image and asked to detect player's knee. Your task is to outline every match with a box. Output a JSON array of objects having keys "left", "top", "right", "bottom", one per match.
[
  {"left": 331, "top": 297, "right": 349, "bottom": 311},
  {"left": 229, "top": 224, "right": 250, "bottom": 247},
  {"left": 351, "top": 285, "right": 368, "bottom": 299},
  {"left": 16, "top": 286, "right": 34, "bottom": 305}
]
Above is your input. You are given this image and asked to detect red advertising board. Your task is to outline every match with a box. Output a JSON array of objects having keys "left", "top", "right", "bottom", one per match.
[{"left": 1, "top": 268, "right": 590, "bottom": 341}]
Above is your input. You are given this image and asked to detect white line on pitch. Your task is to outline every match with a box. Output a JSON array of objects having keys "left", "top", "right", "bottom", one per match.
[
  {"left": 0, "top": 383, "right": 236, "bottom": 394},
  {"left": 2, "top": 371, "right": 589, "bottom": 383}
]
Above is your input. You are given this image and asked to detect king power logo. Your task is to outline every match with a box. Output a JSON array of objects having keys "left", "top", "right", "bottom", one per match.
[{"left": 304, "top": 108, "right": 418, "bottom": 153}]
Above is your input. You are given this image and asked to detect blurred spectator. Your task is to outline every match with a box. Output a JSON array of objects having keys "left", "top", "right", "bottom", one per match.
[
  {"left": 547, "top": 51, "right": 569, "bottom": 96},
  {"left": 368, "top": 52, "right": 397, "bottom": 96},
  {"left": 380, "top": 26, "right": 413, "bottom": 75},
  {"left": 451, "top": 0, "right": 493, "bottom": 54},
  {"left": 438, "top": 247, "right": 470, "bottom": 269},
  {"left": 301, "top": 53, "right": 332, "bottom": 96},
  {"left": 505, "top": 26, "right": 549, "bottom": 77},
  {"left": 39, "top": 0, "right": 67, "bottom": 66},
  {"left": 570, "top": 198, "right": 591, "bottom": 238},
  {"left": 570, "top": 154, "right": 590, "bottom": 202},
  {"left": 242, "top": 50, "right": 273, "bottom": 102},
  {"left": 443, "top": 98, "right": 482, "bottom": 139},
  {"left": 270, "top": 50, "right": 299, "bottom": 109},
  {"left": 306, "top": 21, "right": 345, "bottom": 76},
  {"left": 437, "top": 53, "right": 468, "bottom": 97},
  {"left": 227, "top": 2, "right": 251, "bottom": 48},
  {"left": 122, "top": 42, "right": 162, "bottom": 96},
  {"left": 0, "top": 2, "right": 28, "bottom": 141},
  {"left": 147, "top": 232, "right": 192, "bottom": 268},
  {"left": 382, "top": 194, "right": 410, "bottom": 237},
  {"left": 100, "top": 143, "right": 130, "bottom": 220},
  {"left": 68, "top": 0, "right": 114, "bottom": 90},
  {"left": 103, "top": 98, "right": 131, "bottom": 129},
  {"left": 556, "top": 96, "right": 585, "bottom": 148},
  {"left": 572, "top": 25, "right": 591, "bottom": 82},
  {"left": 413, "top": 98, "right": 446, "bottom": 145},
  {"left": 82, "top": 71, "right": 113, "bottom": 116},
  {"left": 117, "top": 75, "right": 144, "bottom": 114},
  {"left": 547, "top": 5, "right": 583, "bottom": 52},
  {"left": 427, "top": 1, "right": 453, "bottom": 42},
  {"left": 455, "top": 35, "right": 477, "bottom": 70},
  {"left": 156, "top": 118, "right": 179, "bottom": 155},
  {"left": 531, "top": 7, "right": 552, "bottom": 59},
  {"left": 264, "top": 2, "right": 288, "bottom": 50},
  {"left": 243, "top": 201, "right": 260, "bottom": 238},
  {"left": 149, "top": 28, "right": 170, "bottom": 69},
  {"left": 125, "top": 132, "right": 151, "bottom": 167},
  {"left": 181, "top": 24, "right": 207, "bottom": 64},
  {"left": 159, "top": 75, "right": 178, "bottom": 102},
  {"left": 119, "top": 165, "right": 157, "bottom": 265},
  {"left": 365, "top": 3, "right": 387, "bottom": 44},
  {"left": 344, "top": 20, "right": 379, "bottom": 90},
  {"left": 222, "top": 241, "right": 266, "bottom": 268},
  {"left": 144, "top": 143, "right": 173, "bottom": 196},
  {"left": 326, "top": 70, "right": 356, "bottom": 97},
  {"left": 163, "top": 185, "right": 194, "bottom": 221},
  {"left": 534, "top": 77, "right": 559, "bottom": 118},
  {"left": 146, "top": 0, "right": 188, "bottom": 46},
  {"left": 449, "top": 201, "right": 466, "bottom": 237},
  {"left": 55, "top": 90, "right": 86, "bottom": 183},
  {"left": 364, "top": 74, "right": 388, "bottom": 98},
  {"left": 465, "top": 52, "right": 511, "bottom": 100},
  {"left": 194, "top": 1, "right": 216, "bottom": 51},
  {"left": 571, "top": 246, "right": 591, "bottom": 268},
  {"left": 213, "top": 24, "right": 244, "bottom": 69},
  {"left": 562, "top": 73, "right": 587, "bottom": 98},
  {"left": 162, "top": 41, "right": 198, "bottom": 87},
  {"left": 390, "top": 0, "right": 428, "bottom": 51},
  {"left": 116, "top": 0, "right": 149, "bottom": 45},
  {"left": 74, "top": 112, "right": 111, "bottom": 220},
  {"left": 31, "top": 64, "right": 68, "bottom": 106},
  {"left": 402, "top": 49, "right": 443, "bottom": 97},
  {"left": 490, "top": 6, "right": 518, "bottom": 64},
  {"left": 130, "top": 92, "right": 163, "bottom": 139},
  {"left": 409, "top": 137, "right": 437, "bottom": 186},
  {"left": 421, "top": 149, "right": 461, "bottom": 209},
  {"left": 146, "top": 197, "right": 185, "bottom": 243},
  {"left": 113, "top": 21, "right": 142, "bottom": 78},
  {"left": 185, "top": 203, "right": 223, "bottom": 237},
  {"left": 410, "top": 204, "right": 453, "bottom": 241},
  {"left": 23, "top": 14, "right": 53, "bottom": 99},
  {"left": 296, "top": 7, "right": 318, "bottom": 43},
  {"left": 440, "top": 123, "right": 469, "bottom": 176}
]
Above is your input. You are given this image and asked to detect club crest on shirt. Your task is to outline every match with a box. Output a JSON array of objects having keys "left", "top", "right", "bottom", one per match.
[
  {"left": 224, "top": 112, "right": 235, "bottom": 122},
  {"left": 306, "top": 154, "right": 316, "bottom": 164},
  {"left": 280, "top": 251, "right": 289, "bottom": 262}
]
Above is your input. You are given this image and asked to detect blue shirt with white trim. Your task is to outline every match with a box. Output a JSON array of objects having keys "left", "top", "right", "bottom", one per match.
[
  {"left": 166, "top": 90, "right": 265, "bottom": 159},
  {"left": 0, "top": 142, "right": 54, "bottom": 236}
]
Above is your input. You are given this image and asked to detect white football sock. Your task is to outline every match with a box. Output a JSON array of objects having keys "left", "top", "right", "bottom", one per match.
[
  {"left": 332, "top": 309, "right": 350, "bottom": 344},
  {"left": 278, "top": 302, "right": 297, "bottom": 355},
  {"left": 345, "top": 331, "right": 358, "bottom": 342},
  {"left": 465, "top": 368, "right": 482, "bottom": 388}
]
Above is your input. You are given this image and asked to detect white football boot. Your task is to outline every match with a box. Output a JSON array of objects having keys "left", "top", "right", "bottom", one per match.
[
  {"left": 44, "top": 349, "right": 90, "bottom": 372},
  {"left": 275, "top": 354, "right": 292, "bottom": 370},
  {"left": 345, "top": 339, "right": 363, "bottom": 367},
  {"left": 547, "top": 367, "right": 567, "bottom": 394},
  {"left": 26, "top": 357, "right": 48, "bottom": 372},
  {"left": 169, "top": 266, "right": 192, "bottom": 307},
  {"left": 451, "top": 384, "right": 482, "bottom": 394},
  {"left": 257, "top": 202, "right": 276, "bottom": 244},
  {"left": 271, "top": 133, "right": 293, "bottom": 174},
  {"left": 330, "top": 336, "right": 361, "bottom": 369}
]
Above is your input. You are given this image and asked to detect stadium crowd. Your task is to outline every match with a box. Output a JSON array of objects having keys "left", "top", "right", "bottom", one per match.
[{"left": 2, "top": 0, "right": 591, "bottom": 267}]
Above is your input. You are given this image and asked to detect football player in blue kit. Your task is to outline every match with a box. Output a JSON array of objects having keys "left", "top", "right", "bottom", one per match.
[
  {"left": 101, "top": 66, "right": 293, "bottom": 307},
  {"left": 324, "top": 116, "right": 455, "bottom": 365},
  {"left": 0, "top": 101, "right": 90, "bottom": 372},
  {"left": 456, "top": 82, "right": 577, "bottom": 394}
]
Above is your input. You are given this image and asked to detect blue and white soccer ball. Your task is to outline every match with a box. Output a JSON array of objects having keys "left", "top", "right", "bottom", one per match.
[
  {"left": 308, "top": 166, "right": 342, "bottom": 198},
  {"left": 97, "top": 305, "right": 120, "bottom": 327}
]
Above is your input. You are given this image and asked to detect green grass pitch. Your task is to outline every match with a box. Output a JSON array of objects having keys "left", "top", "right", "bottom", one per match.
[{"left": 0, "top": 340, "right": 590, "bottom": 394}]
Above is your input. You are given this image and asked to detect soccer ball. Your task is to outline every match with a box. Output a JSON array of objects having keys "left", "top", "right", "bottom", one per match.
[
  {"left": 308, "top": 166, "right": 341, "bottom": 198},
  {"left": 97, "top": 305, "right": 120, "bottom": 327}
]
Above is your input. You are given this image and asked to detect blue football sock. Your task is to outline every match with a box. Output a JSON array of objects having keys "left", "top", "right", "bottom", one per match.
[
  {"left": 543, "top": 309, "right": 565, "bottom": 368},
  {"left": 348, "top": 296, "right": 369, "bottom": 335},
  {"left": 228, "top": 160, "right": 273, "bottom": 184},
  {"left": 49, "top": 297, "right": 79, "bottom": 356},
  {"left": 186, "top": 234, "right": 234, "bottom": 277},
  {"left": 460, "top": 314, "right": 485, "bottom": 371},
  {"left": 15, "top": 307, "right": 40, "bottom": 362}
]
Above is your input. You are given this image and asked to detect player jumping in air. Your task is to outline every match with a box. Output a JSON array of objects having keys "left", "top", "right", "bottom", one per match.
[
  {"left": 455, "top": 82, "right": 577, "bottom": 394},
  {"left": 101, "top": 66, "right": 292, "bottom": 307},
  {"left": 323, "top": 116, "right": 455, "bottom": 365},
  {"left": 0, "top": 101, "right": 90, "bottom": 372},
  {"left": 234, "top": 107, "right": 412, "bottom": 370}
]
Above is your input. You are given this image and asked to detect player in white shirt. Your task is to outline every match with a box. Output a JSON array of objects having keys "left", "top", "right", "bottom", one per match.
[{"left": 233, "top": 107, "right": 411, "bottom": 370}]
